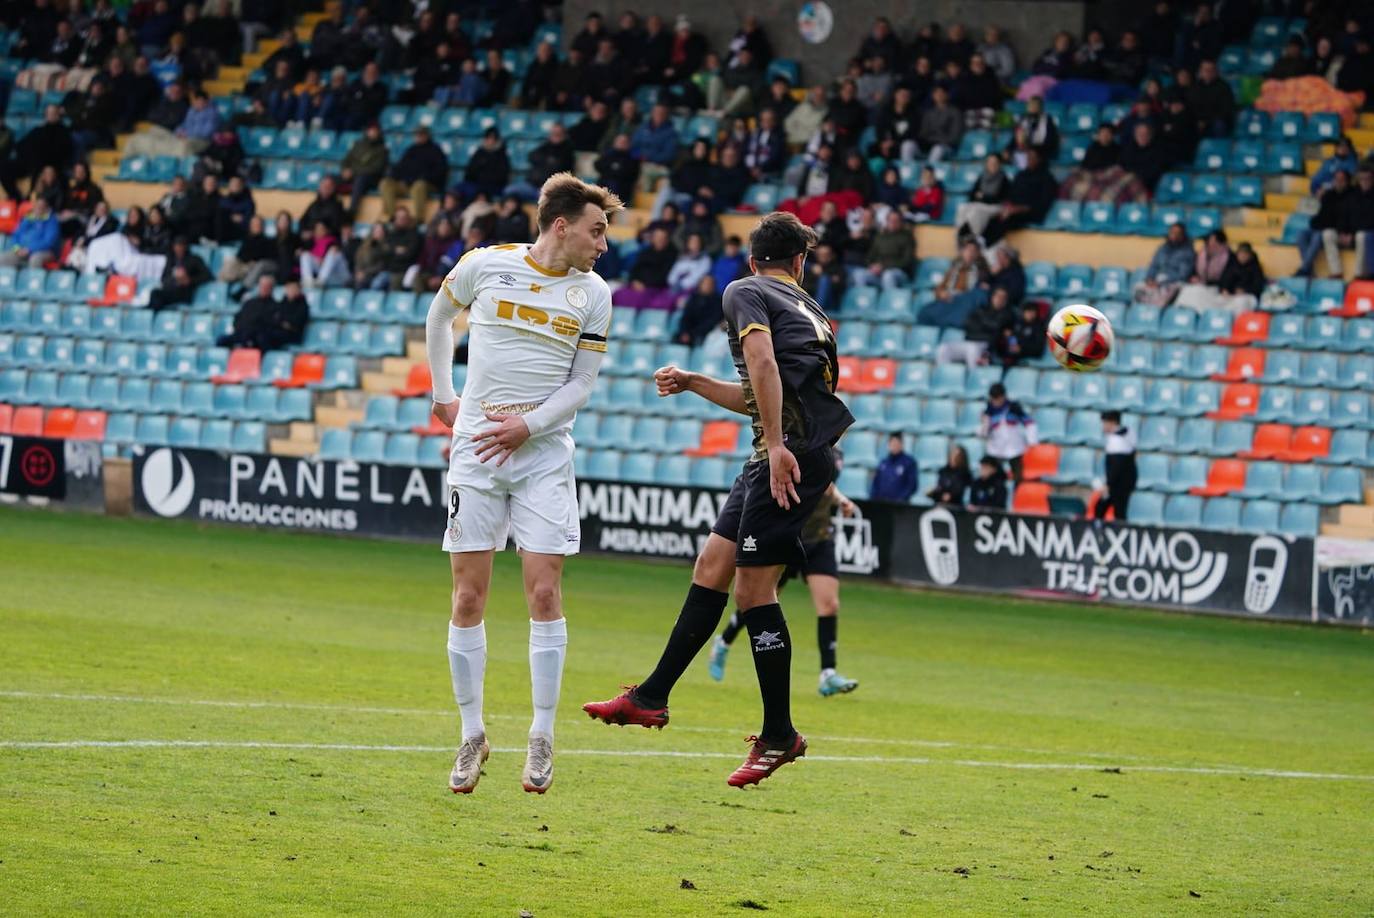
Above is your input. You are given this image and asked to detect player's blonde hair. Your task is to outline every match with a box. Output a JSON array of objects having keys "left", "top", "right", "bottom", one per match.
[{"left": 536, "top": 173, "right": 624, "bottom": 231}]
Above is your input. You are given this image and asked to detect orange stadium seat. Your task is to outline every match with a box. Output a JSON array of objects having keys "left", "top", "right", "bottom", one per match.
[
  {"left": 88, "top": 274, "right": 136, "bottom": 306},
  {"left": 1331, "top": 280, "right": 1374, "bottom": 317},
  {"left": 411, "top": 412, "right": 453, "bottom": 437},
  {"left": 1212, "top": 347, "right": 1266, "bottom": 382},
  {"left": 685, "top": 420, "right": 741, "bottom": 457},
  {"left": 212, "top": 348, "right": 262, "bottom": 384},
  {"left": 1012, "top": 481, "right": 1052, "bottom": 515},
  {"left": 1020, "top": 444, "right": 1060, "bottom": 481},
  {"left": 274, "top": 353, "right": 326, "bottom": 388},
  {"left": 394, "top": 364, "right": 432, "bottom": 398},
  {"left": 71, "top": 410, "right": 108, "bottom": 441},
  {"left": 1274, "top": 425, "right": 1332, "bottom": 462},
  {"left": 42, "top": 408, "right": 77, "bottom": 438},
  {"left": 836, "top": 356, "right": 863, "bottom": 393},
  {"left": 0, "top": 403, "right": 11, "bottom": 434},
  {"left": 1215, "top": 311, "right": 1270, "bottom": 346},
  {"left": 1238, "top": 422, "right": 1292, "bottom": 460},
  {"left": 857, "top": 358, "right": 898, "bottom": 393},
  {"left": 11, "top": 406, "right": 43, "bottom": 436},
  {"left": 0, "top": 200, "right": 18, "bottom": 234},
  {"left": 1207, "top": 383, "right": 1260, "bottom": 420},
  {"left": 1190, "top": 459, "right": 1247, "bottom": 497}
]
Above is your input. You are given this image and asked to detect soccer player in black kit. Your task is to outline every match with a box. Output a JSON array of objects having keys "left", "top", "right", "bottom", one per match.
[{"left": 583, "top": 212, "right": 854, "bottom": 787}]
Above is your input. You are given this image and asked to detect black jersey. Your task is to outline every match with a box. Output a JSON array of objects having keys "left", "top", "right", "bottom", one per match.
[{"left": 721, "top": 273, "right": 853, "bottom": 463}]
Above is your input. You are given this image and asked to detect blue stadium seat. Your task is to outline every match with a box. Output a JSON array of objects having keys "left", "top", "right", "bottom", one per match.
[
  {"left": 201, "top": 419, "right": 233, "bottom": 451},
  {"left": 1035, "top": 371, "right": 1073, "bottom": 407},
  {"left": 1189, "top": 173, "right": 1225, "bottom": 205},
  {"left": 1060, "top": 411, "right": 1100, "bottom": 446},
  {"left": 1279, "top": 212, "right": 1310, "bottom": 244},
  {"left": 1157, "top": 306, "right": 1198, "bottom": 341},
  {"left": 742, "top": 183, "right": 781, "bottom": 212},
  {"left": 956, "top": 130, "right": 993, "bottom": 160},
  {"left": 1044, "top": 201, "right": 1082, "bottom": 232},
  {"left": 655, "top": 455, "right": 692, "bottom": 487},
  {"left": 619, "top": 451, "right": 656, "bottom": 483},
  {"left": 1264, "top": 312, "right": 1305, "bottom": 349},
  {"left": 1046, "top": 447, "right": 1094, "bottom": 486},
  {"left": 1024, "top": 262, "right": 1057, "bottom": 297},
  {"left": 1164, "top": 494, "right": 1204, "bottom": 528},
  {"left": 1115, "top": 341, "right": 1155, "bottom": 375},
  {"left": 1182, "top": 381, "right": 1221, "bottom": 416},
  {"left": 1081, "top": 202, "right": 1115, "bottom": 233},
  {"left": 1136, "top": 453, "right": 1171, "bottom": 491},
  {"left": 893, "top": 361, "right": 933, "bottom": 395},
  {"left": 1307, "top": 281, "right": 1345, "bottom": 313},
  {"left": 1327, "top": 354, "right": 1366, "bottom": 388},
  {"left": 1123, "top": 303, "right": 1161, "bottom": 337},
  {"left": 1164, "top": 455, "right": 1209, "bottom": 494},
  {"left": 837, "top": 321, "right": 870, "bottom": 354},
  {"left": 383, "top": 433, "right": 420, "bottom": 466},
  {"left": 1261, "top": 350, "right": 1301, "bottom": 383},
  {"left": 866, "top": 323, "right": 905, "bottom": 357},
  {"left": 1307, "top": 112, "right": 1341, "bottom": 142},
  {"left": 1109, "top": 376, "right": 1147, "bottom": 412},
  {"left": 1253, "top": 386, "right": 1295, "bottom": 422},
  {"left": 1326, "top": 429, "right": 1370, "bottom": 465},
  {"left": 1339, "top": 317, "right": 1374, "bottom": 353},
  {"left": 183, "top": 382, "right": 214, "bottom": 416},
  {"left": 913, "top": 258, "right": 950, "bottom": 292},
  {"left": 1237, "top": 461, "right": 1284, "bottom": 500},
  {"left": 1236, "top": 110, "right": 1269, "bottom": 138},
  {"left": 1131, "top": 492, "right": 1165, "bottom": 526},
  {"left": 689, "top": 456, "right": 731, "bottom": 490},
  {"left": 151, "top": 379, "right": 183, "bottom": 414},
  {"left": 1226, "top": 176, "right": 1263, "bottom": 207},
  {"left": 921, "top": 400, "right": 958, "bottom": 434},
  {"left": 836, "top": 465, "right": 871, "bottom": 497},
  {"left": 875, "top": 289, "right": 915, "bottom": 322},
  {"left": 1202, "top": 496, "right": 1242, "bottom": 531},
  {"left": 1324, "top": 467, "right": 1364, "bottom": 504},
  {"left": 841, "top": 286, "right": 880, "bottom": 316},
  {"left": 348, "top": 430, "right": 384, "bottom": 463},
  {"left": 848, "top": 394, "right": 888, "bottom": 430},
  {"left": 1331, "top": 393, "right": 1371, "bottom": 429},
  {"left": 1035, "top": 406, "right": 1067, "bottom": 441},
  {"left": 1269, "top": 142, "right": 1303, "bottom": 173},
  {"left": 928, "top": 364, "right": 966, "bottom": 398},
  {"left": 1056, "top": 264, "right": 1093, "bottom": 298},
  {"left": 905, "top": 326, "right": 940, "bottom": 359},
  {"left": 1231, "top": 139, "right": 1264, "bottom": 172},
  {"left": 1269, "top": 111, "right": 1305, "bottom": 141},
  {"left": 1293, "top": 389, "right": 1333, "bottom": 426},
  {"left": 1240, "top": 499, "right": 1281, "bottom": 533},
  {"left": 56, "top": 372, "right": 90, "bottom": 408},
  {"left": 212, "top": 383, "right": 247, "bottom": 419},
  {"left": 168, "top": 417, "right": 202, "bottom": 449},
  {"left": 1278, "top": 503, "right": 1319, "bottom": 538},
  {"left": 136, "top": 413, "right": 170, "bottom": 445},
  {"left": 1194, "top": 139, "right": 1230, "bottom": 171},
  {"left": 1155, "top": 172, "right": 1191, "bottom": 204},
  {"left": 232, "top": 421, "right": 266, "bottom": 453},
  {"left": 1138, "top": 416, "right": 1177, "bottom": 452},
  {"left": 1187, "top": 208, "right": 1222, "bottom": 239}
]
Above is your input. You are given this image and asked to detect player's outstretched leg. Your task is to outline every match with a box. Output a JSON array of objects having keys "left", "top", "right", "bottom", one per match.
[
  {"left": 583, "top": 535, "right": 735, "bottom": 727},
  {"left": 811, "top": 575, "right": 857, "bottom": 697},
  {"left": 447, "top": 551, "right": 493, "bottom": 793},
  {"left": 523, "top": 553, "right": 568, "bottom": 793},
  {"left": 709, "top": 611, "right": 745, "bottom": 682},
  {"left": 727, "top": 596, "right": 806, "bottom": 787}
]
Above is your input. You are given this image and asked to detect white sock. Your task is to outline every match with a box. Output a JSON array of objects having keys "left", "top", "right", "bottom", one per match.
[
  {"left": 528, "top": 618, "right": 568, "bottom": 740},
  {"left": 447, "top": 622, "right": 487, "bottom": 741}
]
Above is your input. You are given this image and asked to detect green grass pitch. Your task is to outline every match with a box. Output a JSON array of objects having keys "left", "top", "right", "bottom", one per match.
[{"left": 2, "top": 506, "right": 1372, "bottom": 916}]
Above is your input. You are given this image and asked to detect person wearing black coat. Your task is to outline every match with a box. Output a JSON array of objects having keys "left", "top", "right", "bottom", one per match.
[
  {"left": 1119, "top": 122, "right": 1167, "bottom": 192},
  {"left": 149, "top": 237, "right": 212, "bottom": 312},
  {"left": 1080, "top": 124, "right": 1120, "bottom": 171},
  {"left": 629, "top": 229, "right": 677, "bottom": 289},
  {"left": 967, "top": 457, "right": 1008, "bottom": 510},
  {"left": 927, "top": 445, "right": 972, "bottom": 505},
  {"left": 380, "top": 127, "right": 449, "bottom": 219},
  {"left": 507, "top": 124, "right": 575, "bottom": 199},
  {"left": 301, "top": 176, "right": 348, "bottom": 236},
  {"left": 461, "top": 130, "right": 513, "bottom": 201},
  {"left": 995, "top": 301, "right": 1049, "bottom": 367},
  {"left": 593, "top": 133, "right": 640, "bottom": 203},
  {"left": 344, "top": 63, "right": 390, "bottom": 130},
  {"left": 1218, "top": 243, "right": 1265, "bottom": 298},
  {"left": 983, "top": 148, "right": 1057, "bottom": 244},
  {"left": 673, "top": 275, "right": 724, "bottom": 346},
  {"left": 1296, "top": 169, "right": 1351, "bottom": 277},
  {"left": 18, "top": 106, "right": 74, "bottom": 181},
  {"left": 671, "top": 139, "right": 718, "bottom": 203}
]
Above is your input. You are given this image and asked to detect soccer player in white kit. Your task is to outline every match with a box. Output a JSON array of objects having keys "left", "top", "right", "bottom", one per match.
[{"left": 425, "top": 173, "right": 622, "bottom": 794}]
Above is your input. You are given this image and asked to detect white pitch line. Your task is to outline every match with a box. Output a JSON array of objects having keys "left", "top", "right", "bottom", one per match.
[
  {"left": 2, "top": 739, "right": 1372, "bottom": 783},
  {"left": 0, "top": 689, "right": 1147, "bottom": 761}
]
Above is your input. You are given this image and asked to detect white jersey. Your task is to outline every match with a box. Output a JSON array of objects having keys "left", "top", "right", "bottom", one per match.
[{"left": 442, "top": 243, "right": 612, "bottom": 439}]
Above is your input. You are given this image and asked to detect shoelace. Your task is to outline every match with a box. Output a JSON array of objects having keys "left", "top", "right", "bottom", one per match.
[
  {"left": 457, "top": 738, "right": 484, "bottom": 773},
  {"left": 527, "top": 737, "right": 552, "bottom": 775}
]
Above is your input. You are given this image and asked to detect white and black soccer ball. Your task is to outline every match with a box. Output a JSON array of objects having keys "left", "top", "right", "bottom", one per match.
[{"left": 1047, "top": 304, "right": 1114, "bottom": 372}]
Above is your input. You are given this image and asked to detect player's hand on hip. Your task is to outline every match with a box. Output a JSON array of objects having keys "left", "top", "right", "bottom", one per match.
[
  {"left": 432, "top": 399, "right": 460, "bottom": 428},
  {"left": 472, "top": 413, "right": 531, "bottom": 466},
  {"left": 768, "top": 444, "right": 802, "bottom": 510},
  {"left": 654, "top": 365, "right": 692, "bottom": 397}
]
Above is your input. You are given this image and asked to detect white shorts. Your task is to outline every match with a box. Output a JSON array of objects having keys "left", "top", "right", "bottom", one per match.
[{"left": 443, "top": 430, "right": 580, "bottom": 555}]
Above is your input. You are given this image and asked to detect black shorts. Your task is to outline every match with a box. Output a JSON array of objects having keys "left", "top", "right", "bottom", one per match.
[
  {"left": 778, "top": 538, "right": 839, "bottom": 588},
  {"left": 710, "top": 445, "right": 836, "bottom": 568}
]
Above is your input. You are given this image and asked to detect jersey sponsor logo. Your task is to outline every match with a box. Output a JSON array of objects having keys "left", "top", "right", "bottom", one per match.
[
  {"left": 742, "top": 535, "right": 758, "bottom": 552},
  {"left": 494, "top": 299, "right": 582, "bottom": 336},
  {"left": 565, "top": 285, "right": 588, "bottom": 309},
  {"left": 751, "top": 630, "right": 785, "bottom": 651},
  {"left": 141, "top": 448, "right": 196, "bottom": 517}
]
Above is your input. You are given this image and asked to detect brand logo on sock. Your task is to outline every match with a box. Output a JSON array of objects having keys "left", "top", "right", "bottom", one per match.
[
  {"left": 752, "top": 630, "right": 785, "bottom": 651},
  {"left": 742, "top": 536, "right": 757, "bottom": 552}
]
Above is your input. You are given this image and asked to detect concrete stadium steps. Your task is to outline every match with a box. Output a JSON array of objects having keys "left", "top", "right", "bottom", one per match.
[
  {"left": 269, "top": 421, "right": 320, "bottom": 458},
  {"left": 1323, "top": 496, "right": 1374, "bottom": 538}
]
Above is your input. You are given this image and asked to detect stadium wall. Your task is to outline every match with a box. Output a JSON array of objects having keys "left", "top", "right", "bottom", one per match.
[{"left": 560, "top": 1, "right": 1085, "bottom": 88}]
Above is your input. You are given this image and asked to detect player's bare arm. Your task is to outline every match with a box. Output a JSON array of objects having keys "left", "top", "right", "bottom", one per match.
[
  {"left": 740, "top": 331, "right": 800, "bottom": 509},
  {"left": 654, "top": 365, "right": 749, "bottom": 415}
]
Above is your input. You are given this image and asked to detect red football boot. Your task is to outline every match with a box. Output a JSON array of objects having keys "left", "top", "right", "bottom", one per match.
[
  {"left": 581, "top": 686, "right": 670, "bottom": 729},
  {"left": 726, "top": 733, "right": 807, "bottom": 787}
]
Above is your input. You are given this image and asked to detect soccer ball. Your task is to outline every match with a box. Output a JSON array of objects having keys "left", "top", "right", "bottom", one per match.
[{"left": 1047, "top": 304, "right": 1114, "bottom": 372}]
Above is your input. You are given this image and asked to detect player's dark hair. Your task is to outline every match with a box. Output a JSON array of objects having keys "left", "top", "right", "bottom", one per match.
[
  {"left": 535, "top": 172, "right": 624, "bottom": 231},
  {"left": 748, "top": 211, "right": 818, "bottom": 264}
]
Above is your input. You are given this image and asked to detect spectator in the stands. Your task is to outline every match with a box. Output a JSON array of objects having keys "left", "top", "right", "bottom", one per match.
[
  {"left": 17, "top": 105, "right": 74, "bottom": 184},
  {"left": 1081, "top": 123, "right": 1121, "bottom": 173},
  {"left": 301, "top": 175, "right": 347, "bottom": 237},
  {"left": 413, "top": 42, "right": 458, "bottom": 107},
  {"left": 981, "top": 383, "right": 1038, "bottom": 483},
  {"left": 712, "top": 236, "right": 747, "bottom": 289},
  {"left": 600, "top": 98, "right": 641, "bottom": 153},
  {"left": 918, "top": 85, "right": 963, "bottom": 163},
  {"left": 0, "top": 199, "right": 60, "bottom": 268},
  {"left": 631, "top": 103, "right": 681, "bottom": 176},
  {"left": 380, "top": 126, "right": 447, "bottom": 220},
  {"left": 668, "top": 233, "right": 713, "bottom": 293},
  {"left": 1296, "top": 168, "right": 1352, "bottom": 278},
  {"left": 382, "top": 207, "right": 422, "bottom": 291},
  {"left": 1213, "top": 243, "right": 1266, "bottom": 311},
  {"left": 460, "top": 129, "right": 512, "bottom": 203},
  {"left": 976, "top": 25, "right": 1015, "bottom": 82},
  {"left": 786, "top": 86, "right": 829, "bottom": 147},
  {"left": 870, "top": 433, "right": 918, "bottom": 504},
  {"left": 759, "top": 77, "right": 796, "bottom": 122},
  {"left": 669, "top": 140, "right": 718, "bottom": 211},
  {"left": 720, "top": 47, "right": 768, "bottom": 117},
  {"left": 802, "top": 241, "right": 846, "bottom": 314},
  {"left": 796, "top": 142, "right": 836, "bottom": 200},
  {"left": 1119, "top": 122, "right": 1167, "bottom": 193},
  {"left": 493, "top": 196, "right": 532, "bottom": 244},
  {"left": 298, "top": 220, "right": 349, "bottom": 289},
  {"left": 1031, "top": 31, "right": 1075, "bottom": 78},
  {"left": 629, "top": 226, "right": 677, "bottom": 290},
  {"left": 585, "top": 38, "right": 626, "bottom": 106},
  {"left": 262, "top": 26, "right": 305, "bottom": 81},
  {"left": 674, "top": 274, "right": 724, "bottom": 346},
  {"left": 148, "top": 236, "right": 211, "bottom": 312},
  {"left": 142, "top": 203, "right": 173, "bottom": 254},
  {"left": 933, "top": 237, "right": 991, "bottom": 303},
  {"left": 859, "top": 18, "right": 902, "bottom": 69},
  {"left": 744, "top": 109, "right": 787, "bottom": 181},
  {"left": 1176, "top": 2, "right": 1224, "bottom": 69},
  {"left": 908, "top": 166, "right": 945, "bottom": 223},
  {"left": 352, "top": 223, "right": 389, "bottom": 290},
  {"left": 1347, "top": 168, "right": 1374, "bottom": 279},
  {"left": 505, "top": 123, "right": 575, "bottom": 202},
  {"left": 853, "top": 209, "right": 915, "bottom": 289},
  {"left": 827, "top": 79, "right": 868, "bottom": 147},
  {"left": 405, "top": 216, "right": 457, "bottom": 292},
  {"left": 1132, "top": 222, "right": 1195, "bottom": 305},
  {"left": 29, "top": 165, "right": 63, "bottom": 214},
  {"left": 571, "top": 101, "right": 613, "bottom": 152},
  {"left": 675, "top": 199, "right": 723, "bottom": 254},
  {"left": 1335, "top": 33, "right": 1373, "bottom": 101},
  {"left": 857, "top": 54, "right": 896, "bottom": 115},
  {"left": 1268, "top": 36, "right": 1310, "bottom": 79},
  {"left": 260, "top": 59, "right": 298, "bottom": 125},
  {"left": 522, "top": 40, "right": 561, "bottom": 110},
  {"left": 873, "top": 167, "right": 908, "bottom": 211},
  {"left": 828, "top": 148, "right": 872, "bottom": 201},
  {"left": 937, "top": 285, "right": 1014, "bottom": 367},
  {"left": 338, "top": 122, "right": 388, "bottom": 217},
  {"left": 1158, "top": 91, "right": 1200, "bottom": 168},
  {"left": 1094, "top": 412, "right": 1138, "bottom": 522},
  {"left": 1186, "top": 59, "right": 1235, "bottom": 138},
  {"left": 995, "top": 300, "right": 1048, "bottom": 367},
  {"left": 1310, "top": 36, "right": 1337, "bottom": 80},
  {"left": 214, "top": 174, "right": 255, "bottom": 243},
  {"left": 1139, "top": 2, "right": 1173, "bottom": 60},
  {"left": 179, "top": 173, "right": 221, "bottom": 243},
  {"left": 344, "top": 62, "right": 388, "bottom": 130},
  {"left": 219, "top": 276, "right": 309, "bottom": 351},
  {"left": 713, "top": 144, "right": 751, "bottom": 210},
  {"left": 958, "top": 54, "right": 1002, "bottom": 129},
  {"left": 65, "top": 200, "right": 119, "bottom": 271},
  {"left": 812, "top": 199, "right": 848, "bottom": 253},
  {"left": 218, "top": 214, "right": 276, "bottom": 290},
  {"left": 928, "top": 444, "right": 972, "bottom": 506},
  {"left": 983, "top": 147, "right": 1057, "bottom": 245},
  {"left": 1015, "top": 97, "right": 1060, "bottom": 163},
  {"left": 550, "top": 47, "right": 588, "bottom": 111},
  {"left": 873, "top": 86, "right": 920, "bottom": 162},
  {"left": 594, "top": 133, "right": 641, "bottom": 203},
  {"left": 69, "top": 79, "right": 117, "bottom": 159},
  {"left": 663, "top": 13, "right": 708, "bottom": 87},
  {"left": 1311, "top": 137, "right": 1359, "bottom": 195},
  {"left": 968, "top": 457, "right": 1008, "bottom": 510},
  {"left": 953, "top": 154, "right": 1010, "bottom": 241},
  {"left": 1072, "top": 28, "right": 1109, "bottom": 80},
  {"left": 1104, "top": 30, "right": 1147, "bottom": 86}
]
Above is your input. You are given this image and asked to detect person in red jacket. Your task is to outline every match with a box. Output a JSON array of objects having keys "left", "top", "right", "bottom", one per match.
[{"left": 908, "top": 165, "right": 945, "bottom": 223}]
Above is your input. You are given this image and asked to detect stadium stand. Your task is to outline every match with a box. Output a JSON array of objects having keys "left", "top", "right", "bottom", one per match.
[{"left": 0, "top": 2, "right": 1371, "bottom": 540}]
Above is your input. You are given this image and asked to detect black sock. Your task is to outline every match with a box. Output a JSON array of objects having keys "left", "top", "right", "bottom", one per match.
[
  {"left": 744, "top": 603, "right": 794, "bottom": 743},
  {"left": 817, "top": 615, "right": 837, "bottom": 671},
  {"left": 720, "top": 611, "right": 743, "bottom": 645},
  {"left": 634, "top": 584, "right": 729, "bottom": 707}
]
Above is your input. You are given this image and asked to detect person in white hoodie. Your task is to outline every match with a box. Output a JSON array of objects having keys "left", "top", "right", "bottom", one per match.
[{"left": 980, "top": 382, "right": 1039, "bottom": 483}]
